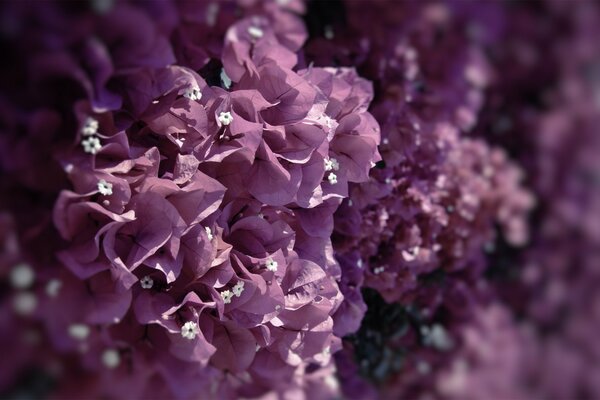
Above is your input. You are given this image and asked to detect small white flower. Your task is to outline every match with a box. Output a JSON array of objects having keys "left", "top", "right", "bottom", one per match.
[
  {"left": 10, "top": 263, "right": 35, "bottom": 289},
  {"left": 13, "top": 292, "right": 37, "bottom": 315},
  {"left": 265, "top": 258, "right": 278, "bottom": 272},
  {"left": 181, "top": 321, "right": 200, "bottom": 340},
  {"left": 232, "top": 281, "right": 245, "bottom": 297},
  {"left": 82, "top": 117, "right": 99, "bottom": 136},
  {"left": 97, "top": 179, "right": 113, "bottom": 196},
  {"left": 82, "top": 136, "right": 102, "bottom": 154},
  {"left": 220, "top": 68, "right": 232, "bottom": 89},
  {"left": 327, "top": 172, "right": 338, "bottom": 185},
  {"left": 324, "top": 158, "right": 337, "bottom": 171},
  {"left": 357, "top": 259, "right": 363, "bottom": 269},
  {"left": 183, "top": 86, "right": 202, "bottom": 101},
  {"left": 218, "top": 111, "right": 233, "bottom": 126},
  {"left": 373, "top": 266, "right": 385, "bottom": 275},
  {"left": 248, "top": 26, "right": 264, "bottom": 39},
  {"left": 221, "top": 289, "right": 233, "bottom": 304},
  {"left": 140, "top": 276, "right": 153, "bottom": 289},
  {"left": 68, "top": 323, "right": 90, "bottom": 340},
  {"left": 45, "top": 279, "right": 62, "bottom": 297},
  {"left": 205, "top": 226, "right": 214, "bottom": 240},
  {"left": 102, "top": 349, "right": 120, "bottom": 369}
]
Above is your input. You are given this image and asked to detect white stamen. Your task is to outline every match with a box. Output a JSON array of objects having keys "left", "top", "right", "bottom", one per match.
[
  {"left": 82, "top": 117, "right": 99, "bottom": 136},
  {"left": 217, "top": 111, "right": 233, "bottom": 126},
  {"left": 220, "top": 69, "right": 232, "bottom": 89},
  {"left": 82, "top": 136, "right": 102, "bottom": 154},
  {"left": 232, "top": 281, "right": 245, "bottom": 297},
  {"left": 183, "top": 86, "right": 202, "bottom": 101},
  {"left": 97, "top": 179, "right": 113, "bottom": 196},
  {"left": 327, "top": 172, "right": 338, "bottom": 185},
  {"left": 205, "top": 226, "right": 213, "bottom": 240},
  {"left": 221, "top": 289, "right": 233, "bottom": 304},
  {"left": 46, "top": 279, "right": 62, "bottom": 297},
  {"left": 248, "top": 26, "right": 264, "bottom": 39},
  {"left": 10, "top": 263, "right": 35, "bottom": 289},
  {"left": 181, "top": 321, "right": 200, "bottom": 340},
  {"left": 13, "top": 292, "right": 37, "bottom": 315},
  {"left": 140, "top": 276, "right": 153, "bottom": 289},
  {"left": 266, "top": 258, "right": 278, "bottom": 272},
  {"left": 102, "top": 349, "right": 120, "bottom": 368},
  {"left": 68, "top": 323, "right": 90, "bottom": 340}
]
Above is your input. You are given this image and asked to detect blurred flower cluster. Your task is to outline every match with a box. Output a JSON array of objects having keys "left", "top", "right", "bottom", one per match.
[{"left": 0, "top": 0, "right": 599, "bottom": 399}]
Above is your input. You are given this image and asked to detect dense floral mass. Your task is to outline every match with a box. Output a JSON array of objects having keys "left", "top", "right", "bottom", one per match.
[{"left": 0, "top": 0, "right": 598, "bottom": 399}]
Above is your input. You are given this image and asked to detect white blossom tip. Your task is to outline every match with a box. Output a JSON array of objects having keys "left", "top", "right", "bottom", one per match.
[
  {"left": 140, "top": 276, "right": 154, "bottom": 289},
  {"left": 82, "top": 117, "right": 99, "bottom": 136},
  {"left": 266, "top": 258, "right": 278, "bottom": 272},
  {"left": 183, "top": 87, "right": 202, "bottom": 101},
  {"left": 221, "top": 289, "right": 233, "bottom": 304},
  {"left": 218, "top": 111, "right": 233, "bottom": 126},
  {"left": 82, "top": 136, "right": 102, "bottom": 154},
  {"left": 327, "top": 172, "right": 338, "bottom": 185},
  {"left": 232, "top": 281, "right": 245, "bottom": 297},
  {"left": 97, "top": 179, "right": 113, "bottom": 196},
  {"left": 181, "top": 321, "right": 200, "bottom": 340}
]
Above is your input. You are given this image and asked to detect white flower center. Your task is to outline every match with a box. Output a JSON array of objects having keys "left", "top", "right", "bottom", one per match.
[
  {"left": 221, "top": 289, "right": 233, "bottom": 304},
  {"left": 97, "top": 179, "right": 113, "bottom": 196},
  {"left": 181, "top": 321, "right": 200, "bottom": 340},
  {"left": 248, "top": 26, "right": 264, "bottom": 39},
  {"left": 232, "top": 281, "right": 245, "bottom": 297},
  {"left": 102, "top": 349, "right": 120, "bottom": 368},
  {"left": 266, "top": 258, "right": 278, "bottom": 272},
  {"left": 140, "top": 276, "right": 154, "bottom": 289},
  {"left": 10, "top": 263, "right": 35, "bottom": 289},
  {"left": 218, "top": 111, "right": 233, "bottom": 126},
  {"left": 82, "top": 136, "right": 102, "bottom": 154},
  {"left": 327, "top": 172, "right": 338, "bottom": 185},
  {"left": 183, "top": 86, "right": 202, "bottom": 101},
  {"left": 68, "top": 323, "right": 90, "bottom": 340},
  {"left": 82, "top": 117, "right": 99, "bottom": 136},
  {"left": 46, "top": 279, "right": 62, "bottom": 297},
  {"left": 205, "top": 226, "right": 214, "bottom": 240}
]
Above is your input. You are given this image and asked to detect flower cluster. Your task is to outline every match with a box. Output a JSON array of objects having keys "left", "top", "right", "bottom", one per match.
[
  {"left": 2, "top": 0, "right": 600, "bottom": 399},
  {"left": 0, "top": 1, "right": 379, "bottom": 398}
]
